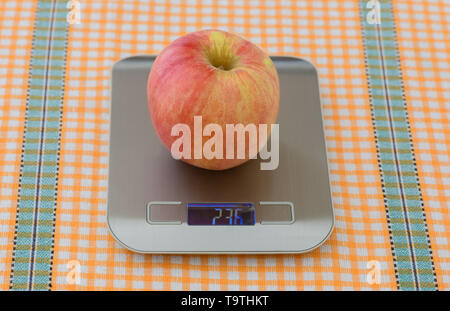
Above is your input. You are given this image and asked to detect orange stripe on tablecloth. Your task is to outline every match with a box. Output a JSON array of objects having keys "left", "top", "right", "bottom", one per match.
[
  {"left": 0, "top": 0, "right": 37, "bottom": 291},
  {"left": 393, "top": 0, "right": 450, "bottom": 290}
]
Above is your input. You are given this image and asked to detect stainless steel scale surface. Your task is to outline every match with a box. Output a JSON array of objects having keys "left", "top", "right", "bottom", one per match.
[{"left": 107, "top": 55, "right": 334, "bottom": 253}]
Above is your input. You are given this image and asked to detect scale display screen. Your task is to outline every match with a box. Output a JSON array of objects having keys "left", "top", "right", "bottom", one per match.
[{"left": 187, "top": 203, "right": 255, "bottom": 226}]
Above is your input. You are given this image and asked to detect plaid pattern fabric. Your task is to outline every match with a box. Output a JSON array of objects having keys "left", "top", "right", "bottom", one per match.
[
  {"left": 0, "top": 0, "right": 448, "bottom": 290},
  {"left": 359, "top": 0, "right": 437, "bottom": 290},
  {"left": 9, "top": 0, "right": 69, "bottom": 290}
]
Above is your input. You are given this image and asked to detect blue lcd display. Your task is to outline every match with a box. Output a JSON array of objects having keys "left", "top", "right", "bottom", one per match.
[{"left": 187, "top": 203, "right": 255, "bottom": 226}]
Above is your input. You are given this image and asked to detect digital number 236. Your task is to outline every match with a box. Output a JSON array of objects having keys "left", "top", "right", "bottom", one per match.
[{"left": 212, "top": 208, "right": 243, "bottom": 225}]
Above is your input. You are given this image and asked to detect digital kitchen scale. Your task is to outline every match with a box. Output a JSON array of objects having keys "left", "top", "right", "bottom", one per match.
[{"left": 107, "top": 55, "right": 334, "bottom": 253}]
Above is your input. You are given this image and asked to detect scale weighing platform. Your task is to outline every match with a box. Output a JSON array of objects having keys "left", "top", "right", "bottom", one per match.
[{"left": 107, "top": 55, "right": 334, "bottom": 254}]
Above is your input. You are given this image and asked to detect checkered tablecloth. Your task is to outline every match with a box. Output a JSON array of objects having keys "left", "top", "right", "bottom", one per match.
[{"left": 0, "top": 0, "right": 448, "bottom": 290}]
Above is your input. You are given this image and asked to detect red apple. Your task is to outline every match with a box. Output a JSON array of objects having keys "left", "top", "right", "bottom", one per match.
[{"left": 147, "top": 29, "right": 280, "bottom": 170}]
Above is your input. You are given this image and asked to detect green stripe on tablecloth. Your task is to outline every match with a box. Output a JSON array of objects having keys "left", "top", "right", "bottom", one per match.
[
  {"left": 359, "top": 0, "right": 437, "bottom": 290},
  {"left": 10, "top": 0, "right": 69, "bottom": 291}
]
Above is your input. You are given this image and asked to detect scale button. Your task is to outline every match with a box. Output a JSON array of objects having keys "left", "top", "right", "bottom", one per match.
[
  {"left": 259, "top": 201, "right": 295, "bottom": 225},
  {"left": 146, "top": 201, "right": 182, "bottom": 225}
]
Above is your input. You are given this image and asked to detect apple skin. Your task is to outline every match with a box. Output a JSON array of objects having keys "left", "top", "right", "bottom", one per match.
[{"left": 147, "top": 29, "right": 280, "bottom": 170}]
